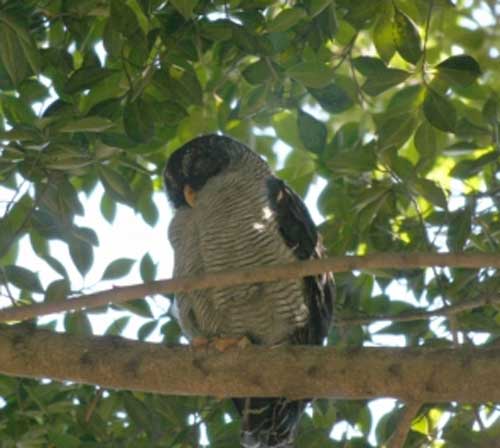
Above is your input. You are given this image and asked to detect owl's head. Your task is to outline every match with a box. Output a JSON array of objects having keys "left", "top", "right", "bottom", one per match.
[{"left": 164, "top": 134, "right": 244, "bottom": 208}]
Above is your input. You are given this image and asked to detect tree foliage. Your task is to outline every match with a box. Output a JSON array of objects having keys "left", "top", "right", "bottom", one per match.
[{"left": 0, "top": 0, "right": 499, "bottom": 446}]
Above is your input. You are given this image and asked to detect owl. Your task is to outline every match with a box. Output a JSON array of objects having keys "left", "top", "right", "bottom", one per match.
[{"left": 164, "top": 134, "right": 334, "bottom": 447}]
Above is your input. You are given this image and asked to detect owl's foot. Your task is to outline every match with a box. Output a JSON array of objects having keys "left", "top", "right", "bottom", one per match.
[
  {"left": 191, "top": 337, "right": 210, "bottom": 351},
  {"left": 211, "top": 336, "right": 252, "bottom": 352}
]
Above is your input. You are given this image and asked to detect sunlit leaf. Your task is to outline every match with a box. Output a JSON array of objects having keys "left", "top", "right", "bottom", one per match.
[
  {"left": 286, "top": 62, "right": 333, "bottom": 88},
  {"left": 374, "top": 15, "right": 396, "bottom": 62},
  {"left": 267, "top": 8, "right": 307, "bottom": 32},
  {"left": 392, "top": 7, "right": 422, "bottom": 64},
  {"left": 58, "top": 116, "right": 115, "bottom": 133}
]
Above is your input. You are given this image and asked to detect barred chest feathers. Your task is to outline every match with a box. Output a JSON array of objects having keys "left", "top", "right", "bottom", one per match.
[{"left": 168, "top": 169, "right": 309, "bottom": 345}]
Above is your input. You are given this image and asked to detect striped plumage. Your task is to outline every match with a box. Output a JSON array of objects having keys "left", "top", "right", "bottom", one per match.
[{"left": 164, "top": 134, "right": 334, "bottom": 447}]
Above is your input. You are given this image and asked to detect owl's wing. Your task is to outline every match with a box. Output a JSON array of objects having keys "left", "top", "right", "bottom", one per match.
[{"left": 267, "top": 176, "right": 335, "bottom": 345}]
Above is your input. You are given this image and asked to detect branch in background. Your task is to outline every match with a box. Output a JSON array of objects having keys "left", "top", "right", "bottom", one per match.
[
  {"left": 1, "top": 325, "right": 500, "bottom": 402},
  {"left": 338, "top": 294, "right": 500, "bottom": 326},
  {"left": 0, "top": 252, "right": 499, "bottom": 323},
  {"left": 384, "top": 402, "right": 422, "bottom": 448}
]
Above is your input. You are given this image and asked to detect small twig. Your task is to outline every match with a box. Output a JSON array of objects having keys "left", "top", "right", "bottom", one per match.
[
  {"left": 84, "top": 387, "right": 103, "bottom": 423},
  {"left": 384, "top": 401, "right": 422, "bottom": 448},
  {"left": 0, "top": 267, "right": 17, "bottom": 307},
  {"left": 421, "top": 0, "right": 434, "bottom": 84},
  {"left": 0, "top": 253, "right": 499, "bottom": 324},
  {"left": 338, "top": 294, "right": 500, "bottom": 326}
]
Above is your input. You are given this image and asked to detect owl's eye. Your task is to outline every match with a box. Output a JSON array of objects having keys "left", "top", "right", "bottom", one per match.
[{"left": 183, "top": 185, "right": 197, "bottom": 207}]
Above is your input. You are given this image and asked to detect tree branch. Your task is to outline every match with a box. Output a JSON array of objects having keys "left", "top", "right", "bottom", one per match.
[
  {"left": 1, "top": 325, "right": 500, "bottom": 402},
  {"left": 0, "top": 252, "right": 498, "bottom": 323},
  {"left": 338, "top": 294, "right": 500, "bottom": 326},
  {"left": 384, "top": 402, "right": 422, "bottom": 448}
]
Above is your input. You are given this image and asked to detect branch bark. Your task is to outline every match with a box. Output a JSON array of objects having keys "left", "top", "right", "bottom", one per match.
[
  {"left": 384, "top": 402, "right": 422, "bottom": 448},
  {"left": 1, "top": 252, "right": 499, "bottom": 323},
  {"left": 1, "top": 325, "right": 500, "bottom": 402}
]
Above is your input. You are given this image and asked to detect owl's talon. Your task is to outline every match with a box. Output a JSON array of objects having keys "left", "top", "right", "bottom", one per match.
[
  {"left": 191, "top": 337, "right": 209, "bottom": 351},
  {"left": 211, "top": 336, "right": 252, "bottom": 352}
]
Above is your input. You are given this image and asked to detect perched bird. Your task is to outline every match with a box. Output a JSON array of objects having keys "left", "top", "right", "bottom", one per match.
[{"left": 164, "top": 134, "right": 334, "bottom": 448}]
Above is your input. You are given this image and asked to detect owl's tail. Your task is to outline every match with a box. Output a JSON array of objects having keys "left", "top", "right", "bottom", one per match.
[{"left": 233, "top": 397, "right": 306, "bottom": 448}]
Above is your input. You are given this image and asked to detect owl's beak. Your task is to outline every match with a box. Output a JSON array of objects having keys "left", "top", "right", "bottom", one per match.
[{"left": 183, "top": 185, "right": 196, "bottom": 207}]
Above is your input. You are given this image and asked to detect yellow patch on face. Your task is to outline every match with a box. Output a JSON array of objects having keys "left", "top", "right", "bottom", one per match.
[{"left": 183, "top": 185, "right": 196, "bottom": 207}]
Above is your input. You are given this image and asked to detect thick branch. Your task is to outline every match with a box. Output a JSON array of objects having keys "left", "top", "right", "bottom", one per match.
[
  {"left": 1, "top": 252, "right": 499, "bottom": 323},
  {"left": 1, "top": 325, "right": 500, "bottom": 402},
  {"left": 384, "top": 402, "right": 422, "bottom": 448}
]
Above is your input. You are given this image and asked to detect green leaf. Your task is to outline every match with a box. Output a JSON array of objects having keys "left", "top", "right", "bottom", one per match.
[
  {"left": 267, "top": 8, "right": 307, "bottom": 33},
  {"left": 100, "top": 191, "right": 117, "bottom": 223},
  {"left": 1, "top": 95, "right": 37, "bottom": 125},
  {"left": 3, "top": 265, "right": 43, "bottom": 292},
  {"left": 389, "top": 155, "right": 417, "bottom": 182},
  {"left": 414, "top": 121, "right": 437, "bottom": 158},
  {"left": 123, "top": 394, "right": 152, "bottom": 432},
  {"left": 118, "top": 298, "right": 153, "bottom": 318},
  {"left": 374, "top": 15, "right": 396, "bottom": 62},
  {"left": 140, "top": 253, "right": 156, "bottom": 283},
  {"left": 99, "top": 165, "right": 134, "bottom": 204},
  {"left": 110, "top": 0, "right": 140, "bottom": 36},
  {"left": 58, "top": 116, "right": 115, "bottom": 133},
  {"left": 0, "top": 23, "right": 29, "bottom": 85},
  {"left": 64, "top": 67, "right": 117, "bottom": 94},
  {"left": 306, "top": 0, "right": 333, "bottom": 18},
  {"left": 344, "top": 0, "right": 379, "bottom": 29},
  {"left": 297, "top": 109, "right": 327, "bottom": 154},
  {"left": 42, "top": 255, "right": 69, "bottom": 279},
  {"left": 423, "top": 89, "right": 457, "bottom": 132},
  {"left": 377, "top": 112, "right": 417, "bottom": 150},
  {"left": 0, "top": 128, "right": 39, "bottom": 141},
  {"left": 64, "top": 311, "right": 92, "bottom": 336},
  {"left": 309, "top": 84, "right": 354, "bottom": 113},
  {"left": 482, "top": 94, "right": 499, "bottom": 125},
  {"left": 48, "top": 432, "right": 81, "bottom": 448},
  {"left": 392, "top": 7, "right": 422, "bottom": 65},
  {"left": 105, "top": 316, "right": 130, "bottom": 336},
  {"left": 242, "top": 59, "right": 272, "bottom": 85},
  {"left": 352, "top": 56, "right": 387, "bottom": 77},
  {"left": 287, "top": 62, "right": 333, "bottom": 88},
  {"left": 138, "top": 320, "right": 158, "bottom": 341},
  {"left": 448, "top": 208, "right": 472, "bottom": 251},
  {"left": 362, "top": 68, "right": 410, "bottom": 96},
  {"left": 102, "top": 258, "right": 135, "bottom": 280},
  {"left": 414, "top": 121, "right": 441, "bottom": 172},
  {"left": 199, "top": 19, "right": 233, "bottom": 41},
  {"left": 153, "top": 101, "right": 188, "bottom": 125},
  {"left": 450, "top": 151, "right": 498, "bottom": 179},
  {"left": 45, "top": 279, "right": 70, "bottom": 303},
  {"left": 436, "top": 54, "right": 481, "bottom": 86},
  {"left": 69, "top": 239, "right": 93, "bottom": 276},
  {"left": 414, "top": 179, "right": 447, "bottom": 208},
  {"left": 123, "top": 97, "right": 154, "bottom": 143},
  {"left": 170, "top": 0, "right": 199, "bottom": 19}
]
